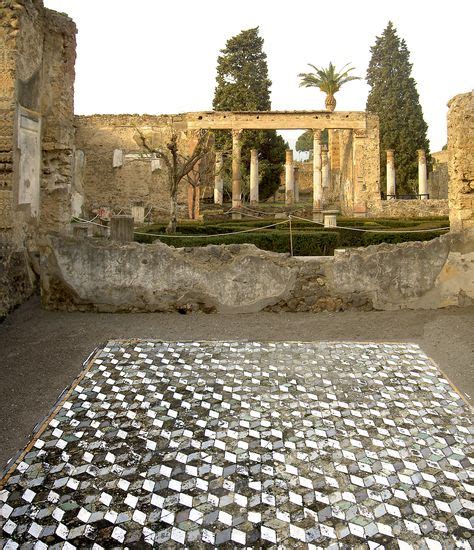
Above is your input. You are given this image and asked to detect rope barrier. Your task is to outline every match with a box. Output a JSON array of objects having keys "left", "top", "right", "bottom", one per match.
[
  {"left": 288, "top": 215, "right": 449, "bottom": 233},
  {"left": 134, "top": 219, "right": 290, "bottom": 239},
  {"left": 73, "top": 214, "right": 448, "bottom": 239}
]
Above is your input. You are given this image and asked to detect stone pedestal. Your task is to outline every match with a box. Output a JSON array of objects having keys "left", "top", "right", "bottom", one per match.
[
  {"left": 285, "top": 149, "right": 294, "bottom": 205},
  {"left": 214, "top": 152, "right": 224, "bottom": 205},
  {"left": 250, "top": 149, "right": 259, "bottom": 205},
  {"left": 131, "top": 206, "right": 145, "bottom": 224},
  {"left": 110, "top": 215, "right": 134, "bottom": 242},
  {"left": 386, "top": 150, "right": 396, "bottom": 199},
  {"left": 418, "top": 149, "right": 428, "bottom": 199},
  {"left": 232, "top": 130, "right": 242, "bottom": 219},
  {"left": 313, "top": 130, "right": 323, "bottom": 211},
  {"left": 323, "top": 210, "right": 339, "bottom": 228}
]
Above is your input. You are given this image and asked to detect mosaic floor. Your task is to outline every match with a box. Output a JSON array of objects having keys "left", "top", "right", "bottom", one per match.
[{"left": 0, "top": 341, "right": 473, "bottom": 549}]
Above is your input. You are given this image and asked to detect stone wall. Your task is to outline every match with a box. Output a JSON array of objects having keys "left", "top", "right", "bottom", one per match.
[
  {"left": 0, "top": 0, "right": 76, "bottom": 315},
  {"left": 40, "top": 229, "right": 473, "bottom": 313},
  {"left": 429, "top": 150, "right": 449, "bottom": 199},
  {"left": 448, "top": 92, "right": 474, "bottom": 231},
  {"left": 369, "top": 199, "right": 449, "bottom": 218},
  {"left": 74, "top": 115, "right": 195, "bottom": 220}
]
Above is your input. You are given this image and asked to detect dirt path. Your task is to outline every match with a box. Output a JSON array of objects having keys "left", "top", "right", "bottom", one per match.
[{"left": 0, "top": 297, "right": 472, "bottom": 470}]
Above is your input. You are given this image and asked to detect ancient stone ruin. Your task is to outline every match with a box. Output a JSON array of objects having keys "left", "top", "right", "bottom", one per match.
[{"left": 0, "top": 0, "right": 472, "bottom": 316}]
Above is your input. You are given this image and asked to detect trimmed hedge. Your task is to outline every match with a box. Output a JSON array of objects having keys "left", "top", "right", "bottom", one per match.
[{"left": 135, "top": 227, "right": 447, "bottom": 256}]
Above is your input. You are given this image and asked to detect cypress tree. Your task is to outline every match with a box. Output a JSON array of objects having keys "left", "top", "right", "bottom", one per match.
[
  {"left": 213, "top": 27, "right": 286, "bottom": 200},
  {"left": 366, "top": 22, "right": 430, "bottom": 194}
]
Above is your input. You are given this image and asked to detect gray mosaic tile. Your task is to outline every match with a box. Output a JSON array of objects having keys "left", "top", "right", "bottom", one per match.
[{"left": 0, "top": 341, "right": 473, "bottom": 548}]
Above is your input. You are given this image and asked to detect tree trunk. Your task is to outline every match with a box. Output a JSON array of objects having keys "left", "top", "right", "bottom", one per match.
[
  {"left": 166, "top": 194, "right": 178, "bottom": 234},
  {"left": 325, "top": 93, "right": 336, "bottom": 112}
]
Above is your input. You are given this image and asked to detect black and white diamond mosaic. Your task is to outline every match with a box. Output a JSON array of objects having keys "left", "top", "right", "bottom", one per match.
[{"left": 1, "top": 340, "right": 473, "bottom": 548}]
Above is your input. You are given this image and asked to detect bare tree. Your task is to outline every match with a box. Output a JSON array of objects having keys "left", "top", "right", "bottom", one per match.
[
  {"left": 185, "top": 147, "right": 216, "bottom": 220},
  {"left": 134, "top": 125, "right": 212, "bottom": 233}
]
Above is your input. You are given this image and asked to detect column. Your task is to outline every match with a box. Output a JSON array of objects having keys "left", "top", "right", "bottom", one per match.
[
  {"left": 352, "top": 130, "right": 367, "bottom": 216},
  {"left": 418, "top": 149, "right": 428, "bottom": 199},
  {"left": 285, "top": 149, "right": 294, "bottom": 205},
  {"left": 232, "top": 129, "right": 242, "bottom": 219},
  {"left": 386, "top": 149, "right": 396, "bottom": 199},
  {"left": 294, "top": 167, "right": 299, "bottom": 202},
  {"left": 250, "top": 149, "right": 259, "bottom": 205},
  {"left": 322, "top": 145, "right": 330, "bottom": 189},
  {"left": 313, "top": 130, "right": 323, "bottom": 218},
  {"left": 214, "top": 151, "right": 224, "bottom": 205}
]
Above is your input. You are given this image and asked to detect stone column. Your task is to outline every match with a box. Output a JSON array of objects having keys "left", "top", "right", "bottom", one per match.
[
  {"left": 322, "top": 145, "right": 330, "bottom": 189},
  {"left": 418, "top": 149, "right": 428, "bottom": 199},
  {"left": 250, "top": 149, "right": 259, "bottom": 205},
  {"left": 214, "top": 151, "right": 224, "bottom": 205},
  {"left": 386, "top": 149, "right": 396, "bottom": 199},
  {"left": 285, "top": 149, "right": 294, "bottom": 205},
  {"left": 313, "top": 130, "right": 323, "bottom": 219},
  {"left": 294, "top": 167, "right": 300, "bottom": 202},
  {"left": 232, "top": 129, "right": 243, "bottom": 219},
  {"left": 110, "top": 215, "right": 134, "bottom": 242},
  {"left": 352, "top": 130, "right": 367, "bottom": 216}
]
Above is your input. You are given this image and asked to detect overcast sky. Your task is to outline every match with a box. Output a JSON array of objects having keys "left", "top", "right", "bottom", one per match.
[{"left": 44, "top": 0, "right": 472, "bottom": 152}]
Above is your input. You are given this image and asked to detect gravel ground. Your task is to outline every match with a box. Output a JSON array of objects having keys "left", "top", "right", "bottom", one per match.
[{"left": 0, "top": 296, "right": 473, "bottom": 471}]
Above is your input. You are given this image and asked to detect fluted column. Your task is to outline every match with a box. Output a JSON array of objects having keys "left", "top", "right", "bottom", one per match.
[
  {"left": 386, "top": 149, "right": 396, "bottom": 199},
  {"left": 294, "top": 167, "right": 299, "bottom": 202},
  {"left": 250, "top": 149, "right": 259, "bottom": 205},
  {"left": 285, "top": 149, "right": 294, "bottom": 205},
  {"left": 214, "top": 151, "right": 224, "bottom": 205},
  {"left": 322, "top": 145, "right": 329, "bottom": 189},
  {"left": 313, "top": 130, "right": 323, "bottom": 217},
  {"left": 418, "top": 149, "right": 428, "bottom": 199},
  {"left": 232, "top": 129, "right": 243, "bottom": 219}
]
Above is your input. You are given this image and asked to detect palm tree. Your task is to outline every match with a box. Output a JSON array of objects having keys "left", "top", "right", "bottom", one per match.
[{"left": 298, "top": 62, "right": 360, "bottom": 112}]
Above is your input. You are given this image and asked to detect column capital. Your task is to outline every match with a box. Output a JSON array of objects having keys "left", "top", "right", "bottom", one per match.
[
  {"left": 313, "top": 129, "right": 322, "bottom": 140},
  {"left": 285, "top": 149, "right": 294, "bottom": 163},
  {"left": 417, "top": 149, "right": 426, "bottom": 162},
  {"left": 386, "top": 149, "right": 394, "bottom": 161},
  {"left": 353, "top": 129, "right": 367, "bottom": 138},
  {"left": 232, "top": 129, "right": 243, "bottom": 140}
]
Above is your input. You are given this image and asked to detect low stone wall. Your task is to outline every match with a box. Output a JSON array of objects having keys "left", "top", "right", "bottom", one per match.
[
  {"left": 369, "top": 199, "right": 449, "bottom": 218},
  {"left": 40, "top": 230, "right": 473, "bottom": 313}
]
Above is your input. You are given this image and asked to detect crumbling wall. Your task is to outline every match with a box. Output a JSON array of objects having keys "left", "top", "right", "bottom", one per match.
[
  {"left": 448, "top": 92, "right": 474, "bottom": 231},
  {"left": 74, "top": 115, "right": 191, "bottom": 220},
  {"left": 369, "top": 199, "right": 449, "bottom": 218},
  {"left": 0, "top": 0, "right": 76, "bottom": 316},
  {"left": 429, "top": 150, "right": 449, "bottom": 199},
  {"left": 40, "top": 229, "right": 473, "bottom": 313}
]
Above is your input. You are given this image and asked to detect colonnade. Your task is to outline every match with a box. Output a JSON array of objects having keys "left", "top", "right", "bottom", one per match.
[
  {"left": 213, "top": 129, "right": 331, "bottom": 216},
  {"left": 386, "top": 149, "right": 429, "bottom": 199}
]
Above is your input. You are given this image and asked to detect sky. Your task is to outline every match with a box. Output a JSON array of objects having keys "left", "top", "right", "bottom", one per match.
[{"left": 44, "top": 0, "right": 473, "bottom": 152}]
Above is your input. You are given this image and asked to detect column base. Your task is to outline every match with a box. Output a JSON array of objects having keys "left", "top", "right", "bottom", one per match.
[{"left": 232, "top": 211, "right": 242, "bottom": 220}]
